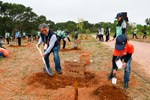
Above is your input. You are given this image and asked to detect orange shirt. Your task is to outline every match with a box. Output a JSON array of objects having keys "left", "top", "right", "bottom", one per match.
[
  {"left": 0, "top": 48, "right": 9, "bottom": 57},
  {"left": 113, "top": 42, "right": 134, "bottom": 56}
]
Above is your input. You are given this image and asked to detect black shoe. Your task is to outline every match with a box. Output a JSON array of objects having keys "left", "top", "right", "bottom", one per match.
[
  {"left": 124, "top": 82, "right": 129, "bottom": 89},
  {"left": 107, "top": 73, "right": 114, "bottom": 80}
]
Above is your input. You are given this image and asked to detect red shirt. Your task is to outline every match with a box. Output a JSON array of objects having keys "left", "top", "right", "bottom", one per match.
[
  {"left": 113, "top": 42, "right": 134, "bottom": 56},
  {"left": 0, "top": 48, "right": 8, "bottom": 57}
]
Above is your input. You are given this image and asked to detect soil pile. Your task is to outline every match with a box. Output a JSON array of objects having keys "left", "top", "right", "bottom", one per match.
[
  {"left": 26, "top": 72, "right": 99, "bottom": 89},
  {"left": 93, "top": 85, "right": 129, "bottom": 100}
]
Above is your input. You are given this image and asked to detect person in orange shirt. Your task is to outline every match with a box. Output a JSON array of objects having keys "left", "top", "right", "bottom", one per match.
[
  {"left": 0, "top": 47, "right": 8, "bottom": 57},
  {"left": 108, "top": 34, "right": 134, "bottom": 89}
]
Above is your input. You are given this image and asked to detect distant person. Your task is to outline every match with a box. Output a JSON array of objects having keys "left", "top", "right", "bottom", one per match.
[
  {"left": 74, "top": 31, "right": 79, "bottom": 40},
  {"left": 113, "top": 12, "right": 128, "bottom": 39},
  {"left": 132, "top": 28, "right": 138, "bottom": 39},
  {"left": 61, "top": 31, "right": 71, "bottom": 49},
  {"left": 101, "top": 28, "right": 104, "bottom": 41},
  {"left": 23, "top": 32, "right": 26, "bottom": 38},
  {"left": 105, "top": 27, "right": 110, "bottom": 42},
  {"left": 96, "top": 29, "right": 100, "bottom": 40},
  {"left": 108, "top": 34, "right": 134, "bottom": 89},
  {"left": 0, "top": 47, "right": 8, "bottom": 58},
  {"left": 12, "top": 33, "right": 15, "bottom": 41},
  {"left": 15, "top": 30, "right": 21, "bottom": 46},
  {"left": 56, "top": 30, "right": 71, "bottom": 49},
  {"left": 142, "top": 30, "right": 147, "bottom": 39},
  {"left": 27, "top": 33, "right": 32, "bottom": 42},
  {"left": 37, "top": 23, "right": 62, "bottom": 76},
  {"left": 33, "top": 33, "right": 37, "bottom": 40},
  {"left": 98, "top": 28, "right": 104, "bottom": 41},
  {"left": 5, "top": 31, "right": 10, "bottom": 44}
]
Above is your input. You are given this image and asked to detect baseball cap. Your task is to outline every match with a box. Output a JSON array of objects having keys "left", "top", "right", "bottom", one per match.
[{"left": 115, "top": 34, "right": 127, "bottom": 50}]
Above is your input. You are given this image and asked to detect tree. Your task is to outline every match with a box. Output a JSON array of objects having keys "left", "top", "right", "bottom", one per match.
[
  {"left": 47, "top": 20, "right": 55, "bottom": 31},
  {"left": 77, "top": 18, "right": 84, "bottom": 33},
  {"left": 66, "top": 21, "right": 76, "bottom": 32}
]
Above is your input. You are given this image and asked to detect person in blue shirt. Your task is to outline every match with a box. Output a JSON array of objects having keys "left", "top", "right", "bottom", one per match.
[{"left": 15, "top": 30, "right": 21, "bottom": 46}]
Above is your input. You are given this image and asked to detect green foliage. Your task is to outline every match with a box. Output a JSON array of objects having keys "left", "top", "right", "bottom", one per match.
[
  {"left": 0, "top": 1, "right": 38, "bottom": 35},
  {"left": 77, "top": 18, "right": 84, "bottom": 33},
  {"left": 85, "top": 29, "right": 91, "bottom": 34},
  {"left": 0, "top": 1, "right": 149, "bottom": 37}
]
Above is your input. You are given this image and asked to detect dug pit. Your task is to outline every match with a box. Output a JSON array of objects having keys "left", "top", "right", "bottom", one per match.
[{"left": 26, "top": 72, "right": 98, "bottom": 89}]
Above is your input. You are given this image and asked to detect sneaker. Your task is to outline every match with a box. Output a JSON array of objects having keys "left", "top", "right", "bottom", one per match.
[
  {"left": 44, "top": 67, "right": 54, "bottom": 76},
  {"left": 56, "top": 69, "right": 62, "bottom": 74},
  {"left": 57, "top": 70, "right": 62, "bottom": 74},
  {"left": 124, "top": 82, "right": 129, "bottom": 89}
]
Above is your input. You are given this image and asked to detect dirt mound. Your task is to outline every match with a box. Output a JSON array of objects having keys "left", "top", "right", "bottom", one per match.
[
  {"left": 93, "top": 85, "right": 129, "bottom": 100},
  {"left": 60, "top": 48, "right": 81, "bottom": 52},
  {"left": 26, "top": 72, "right": 98, "bottom": 89}
]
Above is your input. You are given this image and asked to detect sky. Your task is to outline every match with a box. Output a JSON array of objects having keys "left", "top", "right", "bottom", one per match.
[{"left": 2, "top": 0, "right": 150, "bottom": 25}]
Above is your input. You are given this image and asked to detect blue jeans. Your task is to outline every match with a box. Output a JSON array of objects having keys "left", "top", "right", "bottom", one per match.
[
  {"left": 0, "top": 52, "right": 4, "bottom": 57},
  {"left": 124, "top": 58, "right": 132, "bottom": 83},
  {"left": 44, "top": 45, "right": 62, "bottom": 72}
]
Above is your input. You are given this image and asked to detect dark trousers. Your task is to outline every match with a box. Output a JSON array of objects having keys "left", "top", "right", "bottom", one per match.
[
  {"left": 105, "top": 35, "right": 109, "bottom": 42},
  {"left": 6, "top": 38, "right": 9, "bottom": 44},
  {"left": 18, "top": 37, "right": 21, "bottom": 46},
  {"left": 132, "top": 34, "right": 137, "bottom": 39},
  {"left": 98, "top": 35, "right": 104, "bottom": 41},
  {"left": 62, "top": 39, "right": 66, "bottom": 49},
  {"left": 109, "top": 58, "right": 132, "bottom": 83},
  {"left": 143, "top": 35, "right": 147, "bottom": 39}
]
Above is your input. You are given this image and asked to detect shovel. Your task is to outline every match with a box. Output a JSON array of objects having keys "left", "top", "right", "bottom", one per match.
[{"left": 36, "top": 44, "right": 54, "bottom": 76}]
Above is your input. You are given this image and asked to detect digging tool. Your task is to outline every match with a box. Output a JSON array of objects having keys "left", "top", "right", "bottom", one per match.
[{"left": 36, "top": 44, "right": 54, "bottom": 76}]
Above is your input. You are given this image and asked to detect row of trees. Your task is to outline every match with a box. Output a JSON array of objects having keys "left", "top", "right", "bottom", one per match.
[{"left": 0, "top": 1, "right": 149, "bottom": 36}]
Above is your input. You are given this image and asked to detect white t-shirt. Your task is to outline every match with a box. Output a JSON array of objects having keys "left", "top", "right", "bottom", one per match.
[
  {"left": 134, "top": 29, "right": 137, "bottom": 34},
  {"left": 122, "top": 20, "right": 126, "bottom": 29},
  {"left": 101, "top": 28, "right": 104, "bottom": 35},
  {"left": 5, "top": 33, "right": 10, "bottom": 38},
  {"left": 99, "top": 28, "right": 104, "bottom": 35}
]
